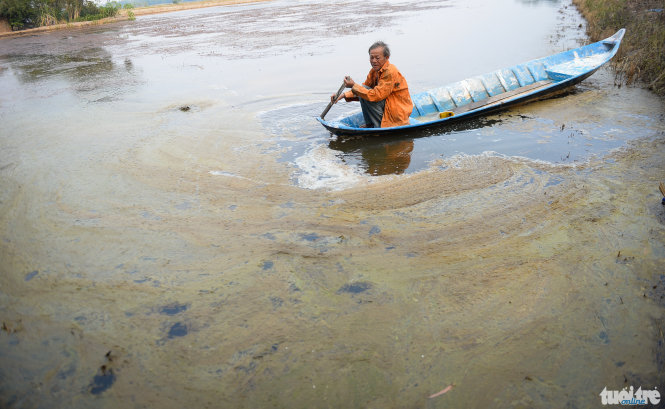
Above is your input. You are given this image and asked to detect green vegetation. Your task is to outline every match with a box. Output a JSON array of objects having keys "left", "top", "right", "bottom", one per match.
[
  {"left": 122, "top": 1, "right": 134, "bottom": 19},
  {"left": 120, "top": 0, "right": 200, "bottom": 7},
  {"left": 0, "top": 0, "right": 120, "bottom": 30},
  {"left": 73, "top": 2, "right": 120, "bottom": 22},
  {"left": 573, "top": 0, "right": 665, "bottom": 96}
]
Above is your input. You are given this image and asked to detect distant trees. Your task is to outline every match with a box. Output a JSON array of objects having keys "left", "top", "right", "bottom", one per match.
[
  {"left": 0, "top": 0, "right": 33, "bottom": 29},
  {"left": 0, "top": 0, "right": 120, "bottom": 30}
]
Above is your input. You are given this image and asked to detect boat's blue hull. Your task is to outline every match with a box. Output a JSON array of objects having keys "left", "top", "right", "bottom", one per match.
[{"left": 318, "top": 29, "right": 625, "bottom": 136}]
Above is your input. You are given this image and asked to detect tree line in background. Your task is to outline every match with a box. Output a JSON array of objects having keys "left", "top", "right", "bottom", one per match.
[{"left": 0, "top": 0, "right": 131, "bottom": 30}]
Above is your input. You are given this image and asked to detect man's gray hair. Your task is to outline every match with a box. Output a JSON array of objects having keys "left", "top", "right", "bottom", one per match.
[{"left": 369, "top": 41, "right": 390, "bottom": 58}]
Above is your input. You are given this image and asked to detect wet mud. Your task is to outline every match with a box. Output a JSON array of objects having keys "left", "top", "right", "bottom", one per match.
[{"left": 1, "top": 0, "right": 664, "bottom": 408}]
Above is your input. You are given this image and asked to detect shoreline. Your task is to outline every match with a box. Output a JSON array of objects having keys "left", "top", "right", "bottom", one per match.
[
  {"left": 124, "top": 0, "right": 269, "bottom": 16},
  {"left": 572, "top": 0, "right": 665, "bottom": 96},
  {"left": 0, "top": 0, "right": 269, "bottom": 38}
]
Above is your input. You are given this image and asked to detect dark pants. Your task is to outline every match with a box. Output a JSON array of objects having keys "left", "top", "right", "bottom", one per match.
[{"left": 359, "top": 85, "right": 385, "bottom": 128}]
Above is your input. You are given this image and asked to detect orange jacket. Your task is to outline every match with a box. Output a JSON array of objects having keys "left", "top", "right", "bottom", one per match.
[{"left": 344, "top": 60, "right": 413, "bottom": 128}]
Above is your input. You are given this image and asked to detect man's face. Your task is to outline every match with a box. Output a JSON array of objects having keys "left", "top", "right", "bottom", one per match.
[{"left": 369, "top": 47, "right": 387, "bottom": 71}]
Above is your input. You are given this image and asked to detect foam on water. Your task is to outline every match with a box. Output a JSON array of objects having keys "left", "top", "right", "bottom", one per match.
[{"left": 293, "top": 145, "right": 369, "bottom": 190}]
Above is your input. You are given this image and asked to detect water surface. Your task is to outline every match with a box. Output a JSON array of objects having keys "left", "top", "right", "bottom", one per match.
[{"left": 1, "top": 0, "right": 664, "bottom": 408}]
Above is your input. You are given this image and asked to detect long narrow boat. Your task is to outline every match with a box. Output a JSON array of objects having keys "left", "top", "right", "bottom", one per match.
[{"left": 318, "top": 29, "right": 625, "bottom": 136}]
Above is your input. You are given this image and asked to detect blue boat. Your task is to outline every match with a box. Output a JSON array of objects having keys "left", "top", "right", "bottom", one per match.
[{"left": 318, "top": 29, "right": 625, "bottom": 136}]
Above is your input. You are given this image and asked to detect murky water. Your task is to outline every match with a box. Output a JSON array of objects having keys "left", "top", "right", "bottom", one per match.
[{"left": 1, "top": 0, "right": 664, "bottom": 408}]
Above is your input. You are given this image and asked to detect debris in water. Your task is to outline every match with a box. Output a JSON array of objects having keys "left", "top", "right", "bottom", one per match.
[
  {"left": 89, "top": 351, "right": 117, "bottom": 395},
  {"left": 429, "top": 383, "right": 455, "bottom": 398},
  {"left": 2, "top": 320, "right": 21, "bottom": 334}
]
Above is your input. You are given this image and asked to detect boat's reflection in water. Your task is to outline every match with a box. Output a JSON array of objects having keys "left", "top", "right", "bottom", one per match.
[{"left": 328, "top": 117, "right": 503, "bottom": 176}]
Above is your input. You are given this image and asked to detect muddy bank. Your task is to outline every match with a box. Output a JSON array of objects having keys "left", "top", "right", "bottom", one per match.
[
  {"left": 573, "top": 0, "right": 665, "bottom": 95},
  {"left": 126, "top": 0, "right": 269, "bottom": 16}
]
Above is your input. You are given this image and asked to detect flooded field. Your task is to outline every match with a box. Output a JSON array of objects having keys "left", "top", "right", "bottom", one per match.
[{"left": 1, "top": 0, "right": 664, "bottom": 407}]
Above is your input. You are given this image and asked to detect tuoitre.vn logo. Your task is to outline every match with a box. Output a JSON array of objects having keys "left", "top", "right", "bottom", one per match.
[{"left": 600, "top": 386, "right": 661, "bottom": 406}]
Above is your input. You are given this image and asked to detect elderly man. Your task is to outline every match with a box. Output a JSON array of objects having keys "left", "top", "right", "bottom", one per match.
[{"left": 332, "top": 41, "right": 413, "bottom": 128}]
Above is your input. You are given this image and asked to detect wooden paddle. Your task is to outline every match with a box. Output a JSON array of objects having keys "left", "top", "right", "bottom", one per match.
[{"left": 320, "top": 80, "right": 347, "bottom": 119}]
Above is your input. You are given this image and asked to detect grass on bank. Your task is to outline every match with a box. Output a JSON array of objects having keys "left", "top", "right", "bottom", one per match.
[
  {"left": 0, "top": 0, "right": 124, "bottom": 30},
  {"left": 573, "top": 0, "right": 665, "bottom": 96}
]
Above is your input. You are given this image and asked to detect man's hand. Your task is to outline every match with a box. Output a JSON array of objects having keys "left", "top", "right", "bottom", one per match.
[
  {"left": 331, "top": 76, "right": 355, "bottom": 104},
  {"left": 343, "top": 75, "right": 355, "bottom": 88},
  {"left": 330, "top": 93, "right": 344, "bottom": 104}
]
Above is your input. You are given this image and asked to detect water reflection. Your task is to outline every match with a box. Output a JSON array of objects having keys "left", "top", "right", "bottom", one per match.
[
  {"left": 328, "top": 116, "right": 504, "bottom": 175},
  {"left": 330, "top": 137, "right": 414, "bottom": 176},
  {"left": 129, "top": 0, "right": 452, "bottom": 60},
  {"left": 6, "top": 48, "right": 114, "bottom": 82},
  {"left": 1, "top": 46, "right": 138, "bottom": 101}
]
